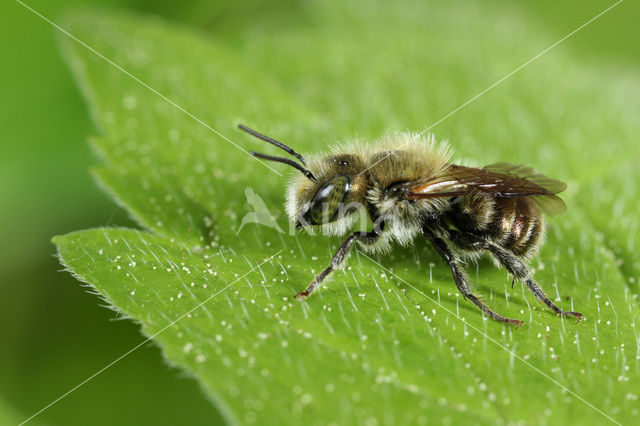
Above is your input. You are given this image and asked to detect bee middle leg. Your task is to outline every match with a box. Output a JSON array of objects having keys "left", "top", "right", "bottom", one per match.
[
  {"left": 448, "top": 231, "right": 583, "bottom": 321},
  {"left": 295, "top": 225, "right": 384, "bottom": 299},
  {"left": 422, "top": 226, "right": 523, "bottom": 326}
]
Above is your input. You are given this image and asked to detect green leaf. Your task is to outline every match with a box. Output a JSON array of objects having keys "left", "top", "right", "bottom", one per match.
[
  {"left": 56, "top": 2, "right": 640, "bottom": 424},
  {"left": 0, "top": 395, "right": 40, "bottom": 426}
]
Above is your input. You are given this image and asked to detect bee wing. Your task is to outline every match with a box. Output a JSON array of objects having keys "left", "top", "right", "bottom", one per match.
[
  {"left": 483, "top": 162, "right": 567, "bottom": 194},
  {"left": 407, "top": 163, "right": 567, "bottom": 216}
]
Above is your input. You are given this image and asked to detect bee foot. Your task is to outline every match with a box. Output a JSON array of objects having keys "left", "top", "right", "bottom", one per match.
[
  {"left": 490, "top": 311, "right": 523, "bottom": 327},
  {"left": 561, "top": 310, "right": 584, "bottom": 323},
  {"left": 295, "top": 291, "right": 310, "bottom": 299},
  {"left": 504, "top": 317, "right": 524, "bottom": 328}
]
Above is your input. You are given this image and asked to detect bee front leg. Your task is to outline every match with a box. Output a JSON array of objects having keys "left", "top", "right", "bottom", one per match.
[
  {"left": 295, "top": 225, "right": 384, "bottom": 299},
  {"left": 422, "top": 226, "right": 523, "bottom": 326}
]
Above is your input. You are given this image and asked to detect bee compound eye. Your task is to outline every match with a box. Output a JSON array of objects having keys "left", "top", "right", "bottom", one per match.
[{"left": 308, "top": 176, "right": 351, "bottom": 224}]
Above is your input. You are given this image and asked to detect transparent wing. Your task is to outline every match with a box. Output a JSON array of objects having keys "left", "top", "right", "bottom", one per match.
[
  {"left": 483, "top": 162, "right": 567, "bottom": 194},
  {"left": 407, "top": 163, "right": 567, "bottom": 216}
]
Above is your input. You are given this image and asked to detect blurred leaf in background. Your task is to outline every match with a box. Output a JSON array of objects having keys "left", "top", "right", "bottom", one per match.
[
  {"left": 0, "top": 1, "right": 233, "bottom": 425},
  {"left": 1, "top": 0, "right": 639, "bottom": 425}
]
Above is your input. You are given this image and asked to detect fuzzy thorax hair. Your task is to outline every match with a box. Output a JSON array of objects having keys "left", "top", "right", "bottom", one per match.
[{"left": 285, "top": 132, "right": 452, "bottom": 238}]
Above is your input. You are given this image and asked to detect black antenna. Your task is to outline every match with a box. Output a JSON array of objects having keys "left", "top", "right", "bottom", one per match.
[
  {"left": 250, "top": 152, "right": 317, "bottom": 182},
  {"left": 238, "top": 124, "right": 307, "bottom": 165}
]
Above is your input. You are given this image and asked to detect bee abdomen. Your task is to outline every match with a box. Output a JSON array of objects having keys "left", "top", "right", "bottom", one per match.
[
  {"left": 449, "top": 196, "right": 545, "bottom": 258},
  {"left": 449, "top": 194, "right": 495, "bottom": 233},
  {"left": 490, "top": 197, "right": 544, "bottom": 257}
]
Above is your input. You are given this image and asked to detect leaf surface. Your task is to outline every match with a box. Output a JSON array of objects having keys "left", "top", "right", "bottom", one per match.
[{"left": 56, "top": 2, "right": 640, "bottom": 424}]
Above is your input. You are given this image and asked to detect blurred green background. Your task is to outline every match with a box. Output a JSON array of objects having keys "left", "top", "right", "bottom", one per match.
[{"left": 0, "top": 0, "right": 637, "bottom": 425}]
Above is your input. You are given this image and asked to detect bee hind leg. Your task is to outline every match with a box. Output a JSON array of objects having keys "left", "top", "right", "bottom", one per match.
[
  {"left": 523, "top": 277, "right": 583, "bottom": 322},
  {"left": 422, "top": 226, "right": 523, "bottom": 326},
  {"left": 295, "top": 225, "right": 384, "bottom": 299},
  {"left": 488, "top": 245, "right": 583, "bottom": 322},
  {"left": 449, "top": 231, "right": 583, "bottom": 322}
]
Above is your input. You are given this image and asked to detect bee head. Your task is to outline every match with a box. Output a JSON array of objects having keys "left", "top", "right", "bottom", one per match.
[
  {"left": 287, "top": 152, "right": 370, "bottom": 233},
  {"left": 238, "top": 125, "right": 368, "bottom": 234}
]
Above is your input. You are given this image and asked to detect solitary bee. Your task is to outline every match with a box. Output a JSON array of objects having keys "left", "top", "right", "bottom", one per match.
[{"left": 239, "top": 124, "right": 582, "bottom": 325}]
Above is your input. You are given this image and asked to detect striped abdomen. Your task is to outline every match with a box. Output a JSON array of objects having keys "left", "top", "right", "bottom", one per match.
[{"left": 448, "top": 194, "right": 545, "bottom": 258}]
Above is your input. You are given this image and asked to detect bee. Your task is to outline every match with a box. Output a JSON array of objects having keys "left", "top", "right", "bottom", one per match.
[{"left": 239, "top": 124, "right": 583, "bottom": 325}]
